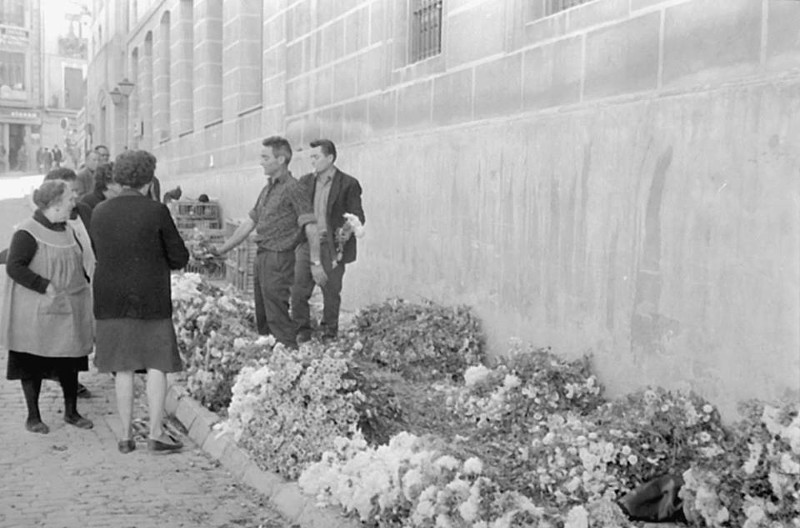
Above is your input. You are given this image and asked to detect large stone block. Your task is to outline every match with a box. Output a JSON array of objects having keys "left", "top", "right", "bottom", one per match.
[
  {"left": 567, "top": 0, "right": 630, "bottom": 32},
  {"left": 396, "top": 80, "right": 432, "bottom": 129},
  {"left": 446, "top": 0, "right": 507, "bottom": 66},
  {"left": 319, "top": 104, "right": 344, "bottom": 143},
  {"left": 766, "top": 0, "right": 800, "bottom": 68},
  {"left": 345, "top": 7, "right": 370, "bottom": 56},
  {"left": 314, "top": 67, "right": 333, "bottom": 108},
  {"left": 343, "top": 99, "right": 369, "bottom": 144},
  {"left": 524, "top": 11, "right": 568, "bottom": 45},
  {"left": 333, "top": 56, "right": 359, "bottom": 103},
  {"left": 286, "top": 75, "right": 310, "bottom": 115},
  {"left": 584, "top": 12, "right": 659, "bottom": 100},
  {"left": 367, "top": 90, "right": 396, "bottom": 131},
  {"left": 630, "top": 0, "right": 673, "bottom": 12},
  {"left": 474, "top": 53, "right": 523, "bottom": 119},
  {"left": 357, "top": 46, "right": 387, "bottom": 95},
  {"left": 523, "top": 36, "right": 582, "bottom": 111},
  {"left": 662, "top": 0, "right": 762, "bottom": 87},
  {"left": 370, "top": 0, "right": 387, "bottom": 44},
  {"left": 432, "top": 68, "right": 474, "bottom": 126}
]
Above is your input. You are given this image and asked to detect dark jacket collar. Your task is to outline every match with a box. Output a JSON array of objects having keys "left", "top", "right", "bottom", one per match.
[{"left": 34, "top": 209, "right": 66, "bottom": 231}]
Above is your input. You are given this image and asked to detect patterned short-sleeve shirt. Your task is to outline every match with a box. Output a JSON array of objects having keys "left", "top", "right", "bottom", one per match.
[{"left": 248, "top": 171, "right": 316, "bottom": 252}]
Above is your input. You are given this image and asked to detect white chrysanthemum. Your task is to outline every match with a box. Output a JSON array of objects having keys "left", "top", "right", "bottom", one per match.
[
  {"left": 434, "top": 455, "right": 460, "bottom": 471},
  {"left": 564, "top": 506, "right": 589, "bottom": 528},
  {"left": 464, "top": 365, "right": 492, "bottom": 388},
  {"left": 780, "top": 453, "right": 800, "bottom": 474},
  {"left": 463, "top": 457, "right": 483, "bottom": 475},
  {"left": 503, "top": 374, "right": 521, "bottom": 389}
]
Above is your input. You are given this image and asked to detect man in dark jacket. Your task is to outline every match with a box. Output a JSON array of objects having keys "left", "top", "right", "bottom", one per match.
[{"left": 291, "top": 139, "right": 365, "bottom": 342}]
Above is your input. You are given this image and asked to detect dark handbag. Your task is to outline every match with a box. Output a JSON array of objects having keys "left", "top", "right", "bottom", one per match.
[{"left": 618, "top": 474, "right": 687, "bottom": 523}]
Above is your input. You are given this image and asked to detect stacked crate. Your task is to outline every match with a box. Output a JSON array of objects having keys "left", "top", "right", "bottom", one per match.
[
  {"left": 171, "top": 200, "right": 226, "bottom": 280},
  {"left": 224, "top": 219, "right": 258, "bottom": 294}
]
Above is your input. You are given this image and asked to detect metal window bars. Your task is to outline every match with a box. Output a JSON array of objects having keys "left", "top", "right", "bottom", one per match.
[
  {"left": 411, "top": 0, "right": 443, "bottom": 63},
  {"left": 545, "top": 0, "right": 595, "bottom": 16}
]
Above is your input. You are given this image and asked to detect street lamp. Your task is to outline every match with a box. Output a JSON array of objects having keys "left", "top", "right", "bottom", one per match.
[
  {"left": 109, "top": 87, "right": 124, "bottom": 105},
  {"left": 109, "top": 79, "right": 136, "bottom": 105},
  {"left": 117, "top": 78, "right": 135, "bottom": 97}
]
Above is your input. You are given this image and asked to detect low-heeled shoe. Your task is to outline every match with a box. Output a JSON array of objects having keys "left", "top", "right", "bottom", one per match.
[
  {"left": 147, "top": 436, "right": 183, "bottom": 453},
  {"left": 118, "top": 439, "right": 136, "bottom": 454}
]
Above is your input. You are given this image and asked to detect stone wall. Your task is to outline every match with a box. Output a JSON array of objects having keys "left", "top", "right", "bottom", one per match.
[{"left": 122, "top": 0, "right": 800, "bottom": 416}]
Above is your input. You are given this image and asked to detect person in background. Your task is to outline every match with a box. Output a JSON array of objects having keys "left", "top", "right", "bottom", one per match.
[
  {"left": 162, "top": 185, "right": 182, "bottom": 204},
  {"left": 94, "top": 145, "right": 110, "bottom": 165},
  {"left": 0, "top": 180, "right": 95, "bottom": 433},
  {"left": 91, "top": 150, "right": 189, "bottom": 454},
  {"left": 80, "top": 162, "right": 121, "bottom": 211},
  {"left": 75, "top": 150, "right": 99, "bottom": 196},
  {"left": 52, "top": 144, "right": 63, "bottom": 168},
  {"left": 292, "top": 139, "right": 365, "bottom": 343},
  {"left": 212, "top": 136, "right": 325, "bottom": 348}
]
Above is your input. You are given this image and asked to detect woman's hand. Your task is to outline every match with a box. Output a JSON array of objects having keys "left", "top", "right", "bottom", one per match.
[{"left": 45, "top": 283, "right": 57, "bottom": 297}]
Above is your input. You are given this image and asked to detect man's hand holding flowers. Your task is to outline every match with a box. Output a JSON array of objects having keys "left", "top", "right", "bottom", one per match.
[{"left": 332, "top": 213, "right": 365, "bottom": 268}]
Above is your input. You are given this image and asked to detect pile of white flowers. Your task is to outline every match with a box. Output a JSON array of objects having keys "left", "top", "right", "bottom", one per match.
[{"left": 299, "top": 431, "right": 545, "bottom": 528}]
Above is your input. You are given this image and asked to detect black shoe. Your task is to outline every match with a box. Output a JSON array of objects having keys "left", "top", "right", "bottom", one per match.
[
  {"left": 65, "top": 414, "right": 94, "bottom": 429},
  {"left": 147, "top": 434, "right": 183, "bottom": 453},
  {"left": 118, "top": 439, "right": 136, "bottom": 454},
  {"left": 76, "top": 383, "right": 91, "bottom": 398}
]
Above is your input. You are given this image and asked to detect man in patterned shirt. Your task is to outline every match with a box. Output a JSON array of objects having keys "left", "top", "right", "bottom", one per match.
[{"left": 213, "top": 136, "right": 326, "bottom": 347}]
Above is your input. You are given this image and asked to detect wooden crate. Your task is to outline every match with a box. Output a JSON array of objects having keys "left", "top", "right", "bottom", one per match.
[
  {"left": 171, "top": 200, "right": 221, "bottom": 220},
  {"left": 175, "top": 217, "right": 223, "bottom": 232}
]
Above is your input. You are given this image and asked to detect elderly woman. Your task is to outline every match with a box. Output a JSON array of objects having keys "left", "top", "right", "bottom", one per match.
[
  {"left": 0, "top": 180, "right": 94, "bottom": 433},
  {"left": 90, "top": 150, "right": 189, "bottom": 454}
]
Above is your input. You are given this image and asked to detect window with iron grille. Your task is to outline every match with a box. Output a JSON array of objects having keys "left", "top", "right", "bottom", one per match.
[
  {"left": 545, "top": 0, "right": 595, "bottom": 16},
  {"left": 410, "top": 0, "right": 443, "bottom": 63}
]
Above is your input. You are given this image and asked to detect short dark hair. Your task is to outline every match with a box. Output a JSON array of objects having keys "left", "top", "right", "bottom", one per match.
[
  {"left": 113, "top": 150, "right": 156, "bottom": 188},
  {"left": 33, "top": 180, "right": 69, "bottom": 210},
  {"left": 94, "top": 162, "right": 114, "bottom": 191},
  {"left": 94, "top": 145, "right": 109, "bottom": 154},
  {"left": 309, "top": 139, "right": 337, "bottom": 162},
  {"left": 262, "top": 136, "right": 292, "bottom": 165},
  {"left": 44, "top": 167, "right": 77, "bottom": 182}
]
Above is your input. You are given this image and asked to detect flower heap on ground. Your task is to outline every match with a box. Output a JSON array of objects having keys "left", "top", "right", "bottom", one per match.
[
  {"left": 171, "top": 272, "right": 262, "bottom": 411},
  {"left": 680, "top": 399, "right": 800, "bottom": 528},
  {"left": 170, "top": 277, "right": 800, "bottom": 527}
]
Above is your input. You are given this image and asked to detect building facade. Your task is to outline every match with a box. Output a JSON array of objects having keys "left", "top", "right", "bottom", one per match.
[
  {"left": 0, "top": 0, "right": 42, "bottom": 173},
  {"left": 85, "top": 0, "right": 800, "bottom": 417},
  {"left": 0, "top": 0, "right": 88, "bottom": 174}
]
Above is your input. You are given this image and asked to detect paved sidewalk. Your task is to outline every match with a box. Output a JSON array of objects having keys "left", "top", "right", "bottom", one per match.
[{"left": 0, "top": 280, "right": 290, "bottom": 528}]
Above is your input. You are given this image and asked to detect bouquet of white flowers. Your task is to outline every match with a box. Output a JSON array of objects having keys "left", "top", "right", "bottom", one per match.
[{"left": 332, "top": 212, "right": 365, "bottom": 267}]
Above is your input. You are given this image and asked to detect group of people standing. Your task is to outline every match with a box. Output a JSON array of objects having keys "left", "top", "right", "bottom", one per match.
[
  {"left": 0, "top": 135, "right": 364, "bottom": 454},
  {"left": 213, "top": 137, "right": 365, "bottom": 349},
  {"left": 0, "top": 148, "right": 188, "bottom": 454},
  {"left": 35, "top": 145, "right": 66, "bottom": 173}
]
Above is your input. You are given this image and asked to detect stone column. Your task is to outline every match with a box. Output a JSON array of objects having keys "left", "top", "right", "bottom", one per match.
[
  {"left": 153, "top": 11, "right": 172, "bottom": 143},
  {"left": 222, "top": 0, "right": 263, "bottom": 119},
  {"left": 193, "top": 0, "right": 223, "bottom": 128},
  {"left": 172, "top": 0, "right": 194, "bottom": 135}
]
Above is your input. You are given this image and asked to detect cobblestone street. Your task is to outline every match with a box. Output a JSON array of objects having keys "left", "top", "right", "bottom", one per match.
[{"left": 0, "top": 269, "right": 290, "bottom": 528}]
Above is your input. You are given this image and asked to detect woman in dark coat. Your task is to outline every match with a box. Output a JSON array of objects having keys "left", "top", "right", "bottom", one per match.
[
  {"left": 0, "top": 180, "right": 94, "bottom": 433},
  {"left": 90, "top": 150, "right": 189, "bottom": 453}
]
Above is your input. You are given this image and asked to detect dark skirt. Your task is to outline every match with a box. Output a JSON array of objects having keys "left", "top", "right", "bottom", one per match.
[
  {"left": 6, "top": 351, "right": 89, "bottom": 380},
  {"left": 94, "top": 318, "right": 183, "bottom": 373}
]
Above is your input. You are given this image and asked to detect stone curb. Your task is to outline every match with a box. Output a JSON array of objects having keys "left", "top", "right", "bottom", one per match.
[{"left": 165, "top": 384, "right": 358, "bottom": 528}]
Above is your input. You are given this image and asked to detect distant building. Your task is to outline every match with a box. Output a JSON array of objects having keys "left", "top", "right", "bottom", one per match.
[
  {"left": 0, "top": 0, "right": 42, "bottom": 173},
  {"left": 0, "top": 0, "right": 87, "bottom": 173}
]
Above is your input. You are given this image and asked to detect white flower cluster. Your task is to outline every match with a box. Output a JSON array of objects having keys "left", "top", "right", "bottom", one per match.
[{"left": 299, "top": 431, "right": 542, "bottom": 527}]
